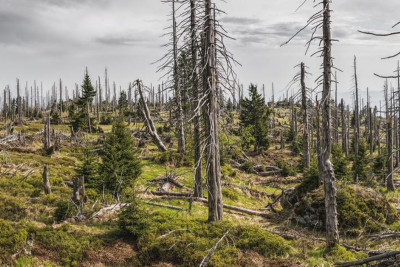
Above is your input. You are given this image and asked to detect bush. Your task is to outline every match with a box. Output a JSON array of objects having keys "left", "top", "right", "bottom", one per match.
[
  {"left": 118, "top": 201, "right": 150, "bottom": 241},
  {"left": 277, "top": 159, "right": 297, "bottom": 177},
  {"left": 242, "top": 160, "right": 255, "bottom": 173},
  {"left": 294, "top": 184, "right": 399, "bottom": 235},
  {"left": 54, "top": 200, "right": 77, "bottom": 222},
  {"left": 0, "top": 219, "right": 28, "bottom": 264}
]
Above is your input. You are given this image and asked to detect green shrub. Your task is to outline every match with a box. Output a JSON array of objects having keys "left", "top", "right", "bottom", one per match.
[
  {"left": 242, "top": 160, "right": 255, "bottom": 173},
  {"left": 54, "top": 200, "right": 77, "bottom": 222},
  {"left": 118, "top": 201, "right": 150, "bottom": 241},
  {"left": 0, "top": 219, "right": 28, "bottom": 264},
  {"left": 277, "top": 159, "right": 297, "bottom": 177}
]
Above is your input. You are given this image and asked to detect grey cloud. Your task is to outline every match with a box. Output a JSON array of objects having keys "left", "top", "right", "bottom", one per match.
[
  {"left": 96, "top": 36, "right": 153, "bottom": 46},
  {"left": 221, "top": 16, "right": 262, "bottom": 25}
]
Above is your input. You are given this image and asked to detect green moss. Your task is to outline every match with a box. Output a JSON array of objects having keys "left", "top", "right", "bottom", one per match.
[
  {"left": 222, "top": 188, "right": 240, "bottom": 201},
  {"left": 119, "top": 205, "right": 292, "bottom": 266},
  {"left": 325, "top": 244, "right": 367, "bottom": 262},
  {"left": 0, "top": 219, "right": 28, "bottom": 264},
  {"left": 32, "top": 224, "right": 99, "bottom": 266},
  {"left": 0, "top": 193, "right": 27, "bottom": 221}
]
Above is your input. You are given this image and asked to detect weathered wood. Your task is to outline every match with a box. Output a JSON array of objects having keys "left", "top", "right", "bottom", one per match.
[
  {"left": 42, "top": 164, "right": 51, "bottom": 195},
  {"left": 322, "top": 0, "right": 339, "bottom": 249},
  {"left": 335, "top": 251, "right": 400, "bottom": 267},
  {"left": 136, "top": 80, "right": 167, "bottom": 152},
  {"left": 301, "top": 62, "right": 310, "bottom": 168},
  {"left": 199, "top": 230, "right": 230, "bottom": 267}
]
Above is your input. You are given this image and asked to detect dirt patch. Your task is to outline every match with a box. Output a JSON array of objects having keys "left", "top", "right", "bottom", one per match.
[{"left": 83, "top": 240, "right": 136, "bottom": 266}]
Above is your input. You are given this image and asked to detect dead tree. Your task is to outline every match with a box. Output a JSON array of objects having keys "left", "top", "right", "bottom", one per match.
[
  {"left": 301, "top": 63, "right": 310, "bottom": 168},
  {"left": 136, "top": 80, "right": 167, "bottom": 152},
  {"left": 353, "top": 56, "right": 360, "bottom": 184},
  {"left": 282, "top": 0, "right": 339, "bottom": 249},
  {"left": 387, "top": 116, "right": 395, "bottom": 191},
  {"left": 316, "top": 98, "right": 323, "bottom": 185},
  {"left": 341, "top": 99, "right": 349, "bottom": 155},
  {"left": 203, "top": 0, "right": 223, "bottom": 222},
  {"left": 42, "top": 164, "right": 51, "bottom": 195},
  {"left": 43, "top": 116, "right": 51, "bottom": 150},
  {"left": 17, "top": 79, "right": 21, "bottom": 125},
  {"left": 72, "top": 176, "right": 86, "bottom": 213}
]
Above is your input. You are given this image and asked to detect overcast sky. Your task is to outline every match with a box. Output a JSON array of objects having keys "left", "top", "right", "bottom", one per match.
[{"left": 1, "top": 0, "right": 399, "bottom": 107}]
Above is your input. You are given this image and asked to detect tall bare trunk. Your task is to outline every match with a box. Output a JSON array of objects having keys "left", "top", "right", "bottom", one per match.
[
  {"left": 387, "top": 116, "right": 395, "bottom": 191},
  {"left": 354, "top": 56, "right": 360, "bottom": 184},
  {"left": 173, "top": 0, "right": 186, "bottom": 154},
  {"left": 204, "top": 0, "right": 223, "bottom": 222},
  {"left": 341, "top": 99, "right": 348, "bottom": 155},
  {"left": 301, "top": 63, "right": 310, "bottom": 168},
  {"left": 322, "top": 0, "right": 339, "bottom": 249}
]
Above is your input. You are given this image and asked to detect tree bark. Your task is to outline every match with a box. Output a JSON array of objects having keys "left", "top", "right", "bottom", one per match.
[
  {"left": 204, "top": 0, "right": 223, "bottom": 222},
  {"left": 341, "top": 99, "right": 348, "bottom": 155},
  {"left": 301, "top": 63, "right": 310, "bottom": 168},
  {"left": 322, "top": 0, "right": 339, "bottom": 249},
  {"left": 387, "top": 116, "right": 395, "bottom": 191},
  {"left": 172, "top": 0, "right": 186, "bottom": 154},
  {"left": 42, "top": 164, "right": 51, "bottom": 195},
  {"left": 354, "top": 56, "right": 360, "bottom": 184}
]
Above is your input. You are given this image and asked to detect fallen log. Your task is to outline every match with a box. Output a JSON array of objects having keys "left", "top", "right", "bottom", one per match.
[
  {"left": 335, "top": 251, "right": 400, "bottom": 267},
  {"left": 256, "top": 179, "right": 301, "bottom": 185},
  {"left": 342, "top": 243, "right": 387, "bottom": 256},
  {"left": 152, "top": 194, "right": 271, "bottom": 218},
  {"left": 151, "top": 191, "right": 192, "bottom": 197},
  {"left": 149, "top": 177, "right": 192, "bottom": 191}
]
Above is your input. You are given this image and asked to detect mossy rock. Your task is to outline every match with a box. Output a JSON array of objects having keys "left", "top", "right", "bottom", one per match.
[{"left": 294, "top": 184, "right": 399, "bottom": 235}]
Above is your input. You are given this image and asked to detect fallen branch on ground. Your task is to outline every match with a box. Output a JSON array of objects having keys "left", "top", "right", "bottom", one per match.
[
  {"left": 335, "top": 250, "right": 400, "bottom": 266},
  {"left": 199, "top": 230, "right": 230, "bottom": 267}
]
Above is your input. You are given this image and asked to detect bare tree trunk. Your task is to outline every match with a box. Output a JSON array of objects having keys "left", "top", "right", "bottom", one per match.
[
  {"left": 354, "top": 56, "right": 360, "bottom": 184},
  {"left": 191, "top": 0, "right": 203, "bottom": 198},
  {"left": 322, "top": 0, "right": 339, "bottom": 249},
  {"left": 44, "top": 116, "right": 51, "bottom": 150},
  {"left": 334, "top": 72, "right": 339, "bottom": 144},
  {"left": 137, "top": 80, "right": 167, "bottom": 152},
  {"left": 42, "top": 164, "right": 51, "bottom": 195},
  {"left": 172, "top": 0, "right": 186, "bottom": 154},
  {"left": 301, "top": 63, "right": 310, "bottom": 169},
  {"left": 204, "top": 0, "right": 223, "bottom": 222},
  {"left": 72, "top": 176, "right": 86, "bottom": 213},
  {"left": 17, "top": 79, "right": 21, "bottom": 125},
  {"left": 316, "top": 98, "right": 323, "bottom": 186},
  {"left": 387, "top": 116, "right": 395, "bottom": 191},
  {"left": 341, "top": 99, "right": 348, "bottom": 155}
]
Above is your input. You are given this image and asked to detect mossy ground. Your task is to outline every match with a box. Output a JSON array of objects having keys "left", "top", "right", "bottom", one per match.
[{"left": 1, "top": 109, "right": 399, "bottom": 266}]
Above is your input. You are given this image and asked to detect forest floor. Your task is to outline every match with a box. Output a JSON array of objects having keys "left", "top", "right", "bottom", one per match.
[{"left": 1, "top": 108, "right": 400, "bottom": 266}]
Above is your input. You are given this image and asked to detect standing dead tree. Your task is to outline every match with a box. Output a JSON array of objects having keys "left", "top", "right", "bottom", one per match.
[
  {"left": 282, "top": 0, "right": 340, "bottom": 249},
  {"left": 42, "top": 164, "right": 51, "bottom": 195},
  {"left": 156, "top": 0, "right": 186, "bottom": 154},
  {"left": 353, "top": 56, "right": 360, "bottom": 184}
]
